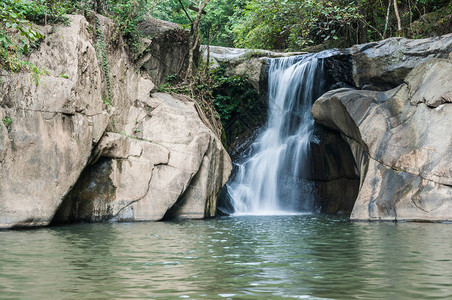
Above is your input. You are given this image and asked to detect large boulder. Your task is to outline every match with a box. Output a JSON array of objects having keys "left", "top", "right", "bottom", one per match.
[
  {"left": 352, "top": 33, "right": 452, "bottom": 90},
  {"left": 54, "top": 89, "right": 231, "bottom": 223},
  {"left": 0, "top": 15, "right": 109, "bottom": 228},
  {"left": 0, "top": 15, "right": 232, "bottom": 228},
  {"left": 312, "top": 57, "right": 452, "bottom": 221},
  {"left": 136, "top": 17, "right": 190, "bottom": 85}
]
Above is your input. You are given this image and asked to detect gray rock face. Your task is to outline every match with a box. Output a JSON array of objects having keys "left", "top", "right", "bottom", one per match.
[
  {"left": 352, "top": 33, "right": 452, "bottom": 90},
  {"left": 0, "top": 15, "right": 231, "bottom": 228},
  {"left": 55, "top": 90, "right": 231, "bottom": 223},
  {"left": 308, "top": 126, "right": 360, "bottom": 214},
  {"left": 0, "top": 15, "right": 109, "bottom": 228},
  {"left": 406, "top": 58, "right": 452, "bottom": 107},
  {"left": 312, "top": 57, "right": 452, "bottom": 221},
  {"left": 136, "top": 17, "right": 190, "bottom": 85}
]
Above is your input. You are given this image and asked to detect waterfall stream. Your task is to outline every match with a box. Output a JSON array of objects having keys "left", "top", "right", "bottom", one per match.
[{"left": 226, "top": 52, "right": 335, "bottom": 215}]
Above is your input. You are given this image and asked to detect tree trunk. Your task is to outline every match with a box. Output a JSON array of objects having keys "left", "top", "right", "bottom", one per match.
[
  {"left": 95, "top": 0, "right": 102, "bottom": 14},
  {"left": 383, "top": 0, "right": 391, "bottom": 38},
  {"left": 357, "top": 0, "right": 367, "bottom": 44},
  {"left": 204, "top": 29, "right": 210, "bottom": 76},
  {"left": 185, "top": 0, "right": 210, "bottom": 82},
  {"left": 393, "top": 0, "right": 402, "bottom": 34}
]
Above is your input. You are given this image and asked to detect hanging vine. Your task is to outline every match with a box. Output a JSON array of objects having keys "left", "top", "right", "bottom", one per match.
[{"left": 95, "top": 14, "right": 113, "bottom": 107}]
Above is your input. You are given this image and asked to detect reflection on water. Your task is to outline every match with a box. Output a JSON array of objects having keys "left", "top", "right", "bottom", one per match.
[{"left": 1, "top": 216, "right": 451, "bottom": 299}]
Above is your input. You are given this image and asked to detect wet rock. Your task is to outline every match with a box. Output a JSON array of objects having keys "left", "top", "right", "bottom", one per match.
[{"left": 308, "top": 126, "right": 359, "bottom": 214}]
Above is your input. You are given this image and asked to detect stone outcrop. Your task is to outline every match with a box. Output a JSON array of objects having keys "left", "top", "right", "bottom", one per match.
[
  {"left": 0, "top": 15, "right": 109, "bottom": 228},
  {"left": 352, "top": 33, "right": 452, "bottom": 90},
  {"left": 54, "top": 92, "right": 231, "bottom": 223},
  {"left": 136, "top": 17, "right": 190, "bottom": 85},
  {"left": 0, "top": 15, "right": 231, "bottom": 229},
  {"left": 312, "top": 57, "right": 452, "bottom": 221}
]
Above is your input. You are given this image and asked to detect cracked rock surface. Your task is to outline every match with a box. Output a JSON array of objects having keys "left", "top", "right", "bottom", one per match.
[
  {"left": 0, "top": 15, "right": 231, "bottom": 228},
  {"left": 55, "top": 91, "right": 231, "bottom": 223},
  {"left": 0, "top": 15, "right": 109, "bottom": 228},
  {"left": 312, "top": 57, "right": 452, "bottom": 221}
]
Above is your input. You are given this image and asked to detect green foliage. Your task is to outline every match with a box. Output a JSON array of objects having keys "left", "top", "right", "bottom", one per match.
[
  {"left": 2, "top": 117, "right": 12, "bottom": 129},
  {"left": 11, "top": 0, "right": 73, "bottom": 25},
  {"left": 211, "top": 64, "right": 258, "bottom": 127},
  {"left": 200, "top": 0, "right": 245, "bottom": 47},
  {"left": 147, "top": 0, "right": 451, "bottom": 51},
  {"left": 95, "top": 15, "right": 113, "bottom": 107},
  {"left": 103, "top": 0, "right": 149, "bottom": 58},
  {"left": 361, "top": 0, "right": 452, "bottom": 40},
  {"left": 149, "top": 0, "right": 193, "bottom": 27},
  {"left": 0, "top": 0, "right": 52, "bottom": 82},
  {"left": 149, "top": 0, "right": 245, "bottom": 47},
  {"left": 232, "top": 0, "right": 362, "bottom": 50},
  {"left": 166, "top": 73, "right": 179, "bottom": 84}
]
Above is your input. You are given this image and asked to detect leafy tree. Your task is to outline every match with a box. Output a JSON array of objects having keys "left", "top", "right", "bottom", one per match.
[
  {"left": 232, "top": 0, "right": 362, "bottom": 50},
  {"left": 103, "top": 0, "right": 149, "bottom": 56},
  {"left": 229, "top": 0, "right": 451, "bottom": 50},
  {"left": 0, "top": 0, "right": 44, "bottom": 79},
  {"left": 200, "top": 0, "right": 246, "bottom": 47},
  {"left": 149, "top": 0, "right": 245, "bottom": 47},
  {"left": 149, "top": 0, "right": 192, "bottom": 26}
]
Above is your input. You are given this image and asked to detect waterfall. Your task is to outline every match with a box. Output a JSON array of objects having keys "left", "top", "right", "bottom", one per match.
[{"left": 226, "top": 52, "right": 334, "bottom": 215}]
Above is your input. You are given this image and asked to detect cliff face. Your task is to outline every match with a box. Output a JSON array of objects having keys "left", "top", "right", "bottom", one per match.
[
  {"left": 313, "top": 35, "right": 452, "bottom": 221},
  {"left": 0, "top": 15, "right": 231, "bottom": 229}
]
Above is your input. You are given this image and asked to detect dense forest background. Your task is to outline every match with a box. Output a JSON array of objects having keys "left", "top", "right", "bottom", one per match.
[
  {"left": 2, "top": 1, "right": 451, "bottom": 57},
  {"left": 153, "top": 0, "right": 452, "bottom": 50}
]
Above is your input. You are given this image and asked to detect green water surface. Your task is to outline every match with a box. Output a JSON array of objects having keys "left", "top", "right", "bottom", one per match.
[{"left": 1, "top": 215, "right": 451, "bottom": 299}]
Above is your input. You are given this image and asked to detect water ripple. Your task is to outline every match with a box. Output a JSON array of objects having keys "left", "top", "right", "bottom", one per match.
[{"left": 1, "top": 215, "right": 451, "bottom": 299}]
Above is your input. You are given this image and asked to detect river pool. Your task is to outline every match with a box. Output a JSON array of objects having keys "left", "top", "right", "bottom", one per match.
[{"left": 1, "top": 215, "right": 451, "bottom": 299}]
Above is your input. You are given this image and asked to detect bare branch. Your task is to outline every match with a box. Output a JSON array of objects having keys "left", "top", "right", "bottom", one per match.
[
  {"left": 393, "top": 0, "right": 402, "bottom": 33},
  {"left": 189, "top": 5, "right": 207, "bottom": 15},
  {"left": 177, "top": 0, "right": 193, "bottom": 23},
  {"left": 384, "top": 0, "right": 391, "bottom": 38}
]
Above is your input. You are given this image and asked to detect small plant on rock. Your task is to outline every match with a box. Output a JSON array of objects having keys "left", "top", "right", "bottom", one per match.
[{"left": 2, "top": 117, "right": 12, "bottom": 129}]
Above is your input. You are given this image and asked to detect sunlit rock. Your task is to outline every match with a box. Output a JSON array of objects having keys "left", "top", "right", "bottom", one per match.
[{"left": 0, "top": 15, "right": 231, "bottom": 228}]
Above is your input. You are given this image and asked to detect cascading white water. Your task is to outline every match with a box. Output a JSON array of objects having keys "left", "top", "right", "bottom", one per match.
[{"left": 226, "top": 52, "right": 332, "bottom": 215}]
